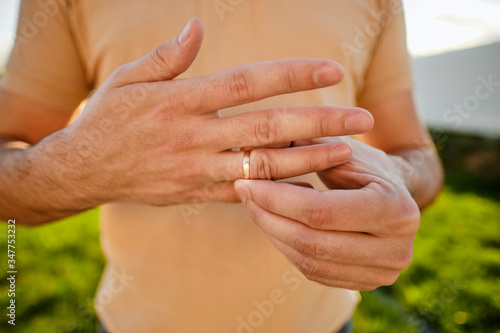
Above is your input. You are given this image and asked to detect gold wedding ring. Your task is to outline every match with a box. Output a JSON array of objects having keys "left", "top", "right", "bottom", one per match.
[{"left": 243, "top": 151, "right": 251, "bottom": 180}]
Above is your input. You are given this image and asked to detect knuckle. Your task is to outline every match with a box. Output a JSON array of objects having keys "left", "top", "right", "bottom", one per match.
[
  {"left": 306, "top": 158, "right": 322, "bottom": 175},
  {"left": 254, "top": 112, "right": 279, "bottom": 145},
  {"left": 400, "top": 249, "right": 414, "bottom": 270},
  {"left": 251, "top": 150, "right": 276, "bottom": 180},
  {"left": 399, "top": 195, "right": 421, "bottom": 233},
  {"left": 384, "top": 191, "right": 421, "bottom": 235},
  {"left": 366, "top": 185, "right": 420, "bottom": 234},
  {"left": 305, "top": 204, "right": 333, "bottom": 229},
  {"left": 383, "top": 271, "right": 402, "bottom": 286},
  {"left": 109, "top": 64, "right": 130, "bottom": 83},
  {"left": 365, "top": 186, "right": 401, "bottom": 234},
  {"left": 375, "top": 270, "right": 401, "bottom": 287},
  {"left": 298, "top": 256, "right": 320, "bottom": 278},
  {"left": 314, "top": 108, "right": 331, "bottom": 137},
  {"left": 387, "top": 247, "right": 413, "bottom": 270},
  {"left": 149, "top": 43, "right": 181, "bottom": 78},
  {"left": 151, "top": 45, "right": 170, "bottom": 69},
  {"left": 283, "top": 66, "right": 301, "bottom": 91},
  {"left": 292, "top": 234, "right": 318, "bottom": 257},
  {"left": 226, "top": 71, "right": 255, "bottom": 102}
]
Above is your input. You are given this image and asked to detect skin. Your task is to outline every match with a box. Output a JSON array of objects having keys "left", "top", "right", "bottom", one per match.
[
  {"left": 234, "top": 88, "right": 444, "bottom": 292},
  {"left": 0, "top": 18, "right": 371, "bottom": 223},
  {"left": 0, "top": 18, "right": 443, "bottom": 290}
]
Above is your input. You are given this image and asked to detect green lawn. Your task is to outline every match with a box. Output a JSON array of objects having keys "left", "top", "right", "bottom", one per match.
[
  {"left": 0, "top": 209, "right": 103, "bottom": 333},
  {"left": 1, "top": 132, "right": 499, "bottom": 332}
]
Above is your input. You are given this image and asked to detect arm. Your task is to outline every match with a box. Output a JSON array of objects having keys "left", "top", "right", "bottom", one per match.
[
  {"left": 358, "top": 91, "right": 443, "bottom": 210},
  {"left": 0, "top": 90, "right": 88, "bottom": 221},
  {"left": 0, "top": 90, "right": 91, "bottom": 224},
  {"left": 0, "top": 19, "right": 374, "bottom": 226}
]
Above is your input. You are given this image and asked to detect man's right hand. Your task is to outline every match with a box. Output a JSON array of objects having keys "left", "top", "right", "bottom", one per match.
[
  {"left": 0, "top": 17, "right": 374, "bottom": 223},
  {"left": 54, "top": 17, "right": 373, "bottom": 206}
]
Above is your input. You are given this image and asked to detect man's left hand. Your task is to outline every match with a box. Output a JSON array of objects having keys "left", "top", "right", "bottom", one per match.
[{"left": 234, "top": 137, "right": 420, "bottom": 291}]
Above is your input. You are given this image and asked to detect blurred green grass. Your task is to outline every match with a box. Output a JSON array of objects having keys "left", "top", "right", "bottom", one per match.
[
  {"left": 0, "top": 210, "right": 103, "bottom": 333},
  {"left": 1, "top": 132, "right": 499, "bottom": 333}
]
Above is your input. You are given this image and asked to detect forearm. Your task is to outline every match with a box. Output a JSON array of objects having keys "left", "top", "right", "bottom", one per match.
[
  {"left": 390, "top": 146, "right": 444, "bottom": 210},
  {"left": 0, "top": 133, "right": 104, "bottom": 225}
]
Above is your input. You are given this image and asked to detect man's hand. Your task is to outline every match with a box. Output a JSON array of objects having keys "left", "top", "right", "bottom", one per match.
[
  {"left": 0, "top": 18, "right": 374, "bottom": 223},
  {"left": 234, "top": 137, "right": 420, "bottom": 291},
  {"left": 54, "top": 18, "right": 373, "bottom": 206}
]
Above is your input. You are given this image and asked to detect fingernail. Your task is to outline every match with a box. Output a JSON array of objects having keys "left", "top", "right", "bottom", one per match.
[
  {"left": 234, "top": 179, "right": 252, "bottom": 204},
  {"left": 344, "top": 112, "right": 373, "bottom": 133},
  {"left": 178, "top": 19, "right": 192, "bottom": 44},
  {"left": 331, "top": 144, "right": 352, "bottom": 162},
  {"left": 313, "top": 63, "right": 343, "bottom": 86}
]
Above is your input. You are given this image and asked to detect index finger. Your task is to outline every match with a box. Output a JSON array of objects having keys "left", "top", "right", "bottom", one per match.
[
  {"left": 173, "top": 59, "right": 344, "bottom": 114},
  {"left": 234, "top": 179, "right": 381, "bottom": 233}
]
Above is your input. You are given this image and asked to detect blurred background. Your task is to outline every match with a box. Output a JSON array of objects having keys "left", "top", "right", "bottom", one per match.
[{"left": 0, "top": 0, "right": 499, "bottom": 332}]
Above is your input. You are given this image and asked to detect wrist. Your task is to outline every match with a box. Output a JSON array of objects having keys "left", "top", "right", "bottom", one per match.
[
  {"left": 32, "top": 127, "right": 112, "bottom": 209},
  {"left": 389, "top": 154, "right": 421, "bottom": 198},
  {"left": 389, "top": 146, "right": 443, "bottom": 210}
]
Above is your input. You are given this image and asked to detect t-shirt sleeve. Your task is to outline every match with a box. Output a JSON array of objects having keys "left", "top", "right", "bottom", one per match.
[
  {"left": 356, "top": 0, "right": 413, "bottom": 107},
  {"left": 0, "top": 0, "right": 90, "bottom": 112}
]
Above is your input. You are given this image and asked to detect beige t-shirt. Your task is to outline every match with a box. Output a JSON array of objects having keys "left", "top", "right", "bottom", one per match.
[{"left": 1, "top": 0, "right": 413, "bottom": 332}]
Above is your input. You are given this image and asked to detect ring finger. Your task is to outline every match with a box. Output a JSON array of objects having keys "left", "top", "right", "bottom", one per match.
[{"left": 208, "top": 142, "right": 352, "bottom": 181}]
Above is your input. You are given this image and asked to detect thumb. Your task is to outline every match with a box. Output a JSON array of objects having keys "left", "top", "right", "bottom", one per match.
[{"left": 112, "top": 17, "right": 204, "bottom": 86}]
